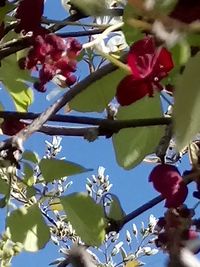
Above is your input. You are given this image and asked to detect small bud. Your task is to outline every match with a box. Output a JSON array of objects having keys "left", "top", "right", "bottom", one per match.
[
  {"left": 132, "top": 223, "right": 138, "bottom": 237},
  {"left": 126, "top": 230, "right": 131, "bottom": 243}
]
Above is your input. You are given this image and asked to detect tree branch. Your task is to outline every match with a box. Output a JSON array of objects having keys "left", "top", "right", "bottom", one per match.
[
  {"left": 38, "top": 125, "right": 99, "bottom": 137},
  {"left": 0, "top": 111, "right": 171, "bottom": 127},
  {"left": 57, "top": 28, "right": 122, "bottom": 38},
  {"left": 0, "top": 59, "right": 120, "bottom": 153},
  {"left": 47, "top": 8, "right": 123, "bottom": 32},
  {"left": 108, "top": 170, "right": 197, "bottom": 233}
]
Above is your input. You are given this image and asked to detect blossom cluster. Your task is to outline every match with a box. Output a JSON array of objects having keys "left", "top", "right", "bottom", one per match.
[
  {"left": 15, "top": 0, "right": 82, "bottom": 92},
  {"left": 19, "top": 35, "right": 82, "bottom": 92}
]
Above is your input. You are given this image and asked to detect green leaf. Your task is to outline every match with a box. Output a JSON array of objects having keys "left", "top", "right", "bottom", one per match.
[
  {"left": 23, "top": 163, "right": 35, "bottom": 186},
  {"left": 39, "top": 158, "right": 92, "bottom": 182},
  {"left": 70, "top": 68, "right": 126, "bottom": 112},
  {"left": 122, "top": 4, "right": 143, "bottom": 45},
  {"left": 153, "top": 0, "right": 177, "bottom": 14},
  {"left": 0, "top": 177, "right": 9, "bottom": 195},
  {"left": 61, "top": 193, "right": 106, "bottom": 246},
  {"left": 163, "top": 41, "right": 191, "bottom": 86},
  {"left": 0, "top": 54, "right": 33, "bottom": 111},
  {"left": 107, "top": 194, "right": 125, "bottom": 221},
  {"left": 0, "top": 3, "right": 14, "bottom": 23},
  {"left": 6, "top": 204, "right": 50, "bottom": 252},
  {"left": 26, "top": 187, "right": 37, "bottom": 199},
  {"left": 0, "top": 196, "right": 7, "bottom": 208},
  {"left": 187, "top": 33, "right": 200, "bottom": 46},
  {"left": 112, "top": 94, "right": 164, "bottom": 169},
  {"left": 22, "top": 150, "right": 39, "bottom": 164},
  {"left": 70, "top": 0, "right": 106, "bottom": 16},
  {"left": 171, "top": 41, "right": 191, "bottom": 67},
  {"left": 174, "top": 52, "right": 200, "bottom": 150}
]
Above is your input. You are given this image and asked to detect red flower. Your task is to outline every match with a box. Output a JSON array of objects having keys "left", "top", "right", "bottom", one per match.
[
  {"left": 1, "top": 118, "right": 27, "bottom": 136},
  {"left": 15, "top": 0, "right": 47, "bottom": 35},
  {"left": 149, "top": 164, "right": 188, "bottom": 208},
  {"left": 116, "top": 37, "right": 174, "bottom": 106},
  {"left": 170, "top": 0, "right": 200, "bottom": 24}
]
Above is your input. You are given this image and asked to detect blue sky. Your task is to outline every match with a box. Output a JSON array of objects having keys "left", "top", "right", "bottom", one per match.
[{"left": 0, "top": 1, "right": 199, "bottom": 266}]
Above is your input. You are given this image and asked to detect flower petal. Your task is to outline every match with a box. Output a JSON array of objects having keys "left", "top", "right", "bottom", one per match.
[
  {"left": 154, "top": 47, "right": 174, "bottom": 75},
  {"left": 165, "top": 182, "right": 188, "bottom": 208},
  {"left": 128, "top": 37, "right": 156, "bottom": 79},
  {"left": 149, "top": 164, "right": 188, "bottom": 208},
  {"left": 116, "top": 75, "right": 150, "bottom": 106}
]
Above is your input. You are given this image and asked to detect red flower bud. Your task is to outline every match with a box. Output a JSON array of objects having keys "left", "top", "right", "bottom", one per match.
[
  {"left": 1, "top": 118, "right": 27, "bottom": 136},
  {"left": 149, "top": 164, "right": 188, "bottom": 208}
]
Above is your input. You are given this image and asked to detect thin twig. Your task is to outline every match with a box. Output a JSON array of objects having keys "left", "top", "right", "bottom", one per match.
[{"left": 57, "top": 28, "right": 119, "bottom": 38}]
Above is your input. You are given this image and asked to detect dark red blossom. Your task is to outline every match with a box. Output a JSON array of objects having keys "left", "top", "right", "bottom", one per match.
[
  {"left": 15, "top": 0, "right": 47, "bottom": 35},
  {"left": 116, "top": 37, "right": 173, "bottom": 106},
  {"left": 19, "top": 34, "right": 82, "bottom": 92},
  {"left": 170, "top": 0, "right": 200, "bottom": 24},
  {"left": 1, "top": 118, "right": 27, "bottom": 136},
  {"left": 149, "top": 164, "right": 188, "bottom": 208}
]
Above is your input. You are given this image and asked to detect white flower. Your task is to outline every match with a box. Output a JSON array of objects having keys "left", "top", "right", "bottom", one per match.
[
  {"left": 61, "top": 0, "right": 71, "bottom": 11},
  {"left": 97, "top": 166, "right": 106, "bottom": 177},
  {"left": 148, "top": 214, "right": 158, "bottom": 230},
  {"left": 152, "top": 20, "right": 183, "bottom": 47},
  {"left": 92, "top": 0, "right": 128, "bottom": 53},
  {"left": 132, "top": 223, "right": 138, "bottom": 238}
]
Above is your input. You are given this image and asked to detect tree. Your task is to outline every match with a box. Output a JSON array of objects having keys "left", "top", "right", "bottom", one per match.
[{"left": 0, "top": 0, "right": 200, "bottom": 266}]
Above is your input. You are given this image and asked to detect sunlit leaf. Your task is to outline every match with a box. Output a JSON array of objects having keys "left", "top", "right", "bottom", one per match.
[
  {"left": 61, "top": 193, "right": 106, "bottom": 246},
  {"left": 0, "top": 54, "right": 33, "bottom": 111},
  {"left": 22, "top": 150, "right": 40, "bottom": 164},
  {"left": 70, "top": 68, "right": 126, "bottom": 112},
  {"left": 39, "top": 158, "right": 92, "bottom": 182},
  {"left": 6, "top": 204, "right": 50, "bottom": 252},
  {"left": 174, "top": 52, "right": 200, "bottom": 150},
  {"left": 112, "top": 94, "right": 164, "bottom": 169},
  {"left": 171, "top": 41, "right": 191, "bottom": 67}
]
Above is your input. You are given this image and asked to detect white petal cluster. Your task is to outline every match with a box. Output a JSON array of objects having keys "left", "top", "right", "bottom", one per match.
[{"left": 93, "top": 0, "right": 128, "bottom": 53}]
